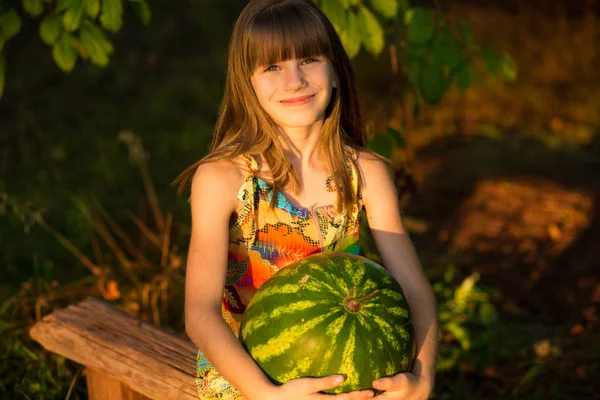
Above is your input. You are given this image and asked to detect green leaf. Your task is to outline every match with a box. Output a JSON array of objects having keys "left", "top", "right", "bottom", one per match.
[
  {"left": 81, "top": 19, "right": 113, "bottom": 53},
  {"left": 0, "top": 30, "right": 5, "bottom": 50},
  {"left": 84, "top": 0, "right": 100, "bottom": 18},
  {"left": 39, "top": 14, "right": 62, "bottom": 45},
  {"left": 385, "top": 126, "right": 405, "bottom": 148},
  {"left": 452, "top": 63, "right": 472, "bottom": 91},
  {"left": 454, "top": 273, "right": 479, "bottom": 310},
  {"left": 408, "top": 59, "right": 421, "bottom": 85},
  {"left": 56, "top": 0, "right": 70, "bottom": 12},
  {"left": 499, "top": 52, "right": 517, "bottom": 82},
  {"left": 321, "top": 0, "right": 346, "bottom": 33},
  {"left": 23, "top": 0, "right": 44, "bottom": 17},
  {"left": 358, "top": 5, "right": 384, "bottom": 55},
  {"left": 0, "top": 10, "right": 22, "bottom": 38},
  {"left": 419, "top": 62, "right": 446, "bottom": 104},
  {"left": 368, "top": 133, "right": 394, "bottom": 158},
  {"left": 337, "top": 0, "right": 352, "bottom": 8},
  {"left": 100, "top": 0, "right": 123, "bottom": 32},
  {"left": 397, "top": 0, "right": 409, "bottom": 11},
  {"left": 0, "top": 57, "right": 5, "bottom": 99},
  {"left": 52, "top": 33, "right": 77, "bottom": 72},
  {"left": 63, "top": 0, "right": 85, "bottom": 31},
  {"left": 457, "top": 19, "right": 472, "bottom": 44},
  {"left": 406, "top": 8, "right": 434, "bottom": 44},
  {"left": 446, "top": 321, "right": 471, "bottom": 350},
  {"left": 406, "top": 41, "right": 427, "bottom": 58},
  {"left": 482, "top": 48, "right": 502, "bottom": 75},
  {"left": 339, "top": 10, "right": 361, "bottom": 59},
  {"left": 129, "top": 0, "right": 151, "bottom": 25},
  {"left": 80, "top": 22, "right": 109, "bottom": 66},
  {"left": 479, "top": 303, "right": 497, "bottom": 325},
  {"left": 431, "top": 29, "right": 461, "bottom": 69},
  {"left": 368, "top": 0, "right": 397, "bottom": 19}
]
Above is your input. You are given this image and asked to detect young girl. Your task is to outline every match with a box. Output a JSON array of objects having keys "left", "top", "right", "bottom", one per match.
[{"left": 179, "top": 0, "right": 438, "bottom": 399}]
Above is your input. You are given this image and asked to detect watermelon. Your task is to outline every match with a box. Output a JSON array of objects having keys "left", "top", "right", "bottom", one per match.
[{"left": 239, "top": 252, "right": 415, "bottom": 394}]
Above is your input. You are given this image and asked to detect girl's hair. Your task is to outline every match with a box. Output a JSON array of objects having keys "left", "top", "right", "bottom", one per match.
[{"left": 175, "top": 0, "right": 368, "bottom": 213}]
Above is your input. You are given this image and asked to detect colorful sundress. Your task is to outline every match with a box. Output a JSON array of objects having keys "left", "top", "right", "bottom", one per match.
[{"left": 196, "top": 146, "right": 363, "bottom": 399}]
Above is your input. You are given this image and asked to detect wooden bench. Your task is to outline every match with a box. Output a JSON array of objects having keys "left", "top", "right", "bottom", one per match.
[{"left": 29, "top": 298, "right": 198, "bottom": 400}]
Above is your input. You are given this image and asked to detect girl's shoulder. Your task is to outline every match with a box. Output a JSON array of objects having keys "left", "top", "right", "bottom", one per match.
[
  {"left": 354, "top": 148, "right": 388, "bottom": 172},
  {"left": 353, "top": 148, "right": 393, "bottom": 193},
  {"left": 190, "top": 158, "right": 249, "bottom": 205}
]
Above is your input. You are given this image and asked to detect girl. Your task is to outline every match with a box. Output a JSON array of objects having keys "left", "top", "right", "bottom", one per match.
[{"left": 178, "top": 0, "right": 438, "bottom": 399}]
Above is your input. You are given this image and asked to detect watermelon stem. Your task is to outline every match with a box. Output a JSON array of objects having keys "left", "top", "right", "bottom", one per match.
[{"left": 344, "top": 289, "right": 380, "bottom": 312}]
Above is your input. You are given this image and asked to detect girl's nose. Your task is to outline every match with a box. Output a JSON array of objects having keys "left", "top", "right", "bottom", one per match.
[{"left": 283, "top": 64, "right": 306, "bottom": 90}]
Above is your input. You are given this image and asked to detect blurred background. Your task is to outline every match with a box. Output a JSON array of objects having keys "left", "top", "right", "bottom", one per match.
[{"left": 0, "top": 0, "right": 598, "bottom": 398}]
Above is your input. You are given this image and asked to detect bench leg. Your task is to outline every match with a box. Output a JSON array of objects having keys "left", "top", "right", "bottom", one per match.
[{"left": 86, "top": 368, "right": 152, "bottom": 400}]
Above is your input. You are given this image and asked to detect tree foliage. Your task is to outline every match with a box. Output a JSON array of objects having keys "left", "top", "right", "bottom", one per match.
[
  {"left": 312, "top": 0, "right": 517, "bottom": 156},
  {"left": 0, "top": 0, "right": 150, "bottom": 98}
]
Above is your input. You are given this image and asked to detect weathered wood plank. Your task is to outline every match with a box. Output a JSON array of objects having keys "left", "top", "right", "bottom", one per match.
[
  {"left": 86, "top": 368, "right": 152, "bottom": 400},
  {"left": 29, "top": 298, "right": 198, "bottom": 400}
]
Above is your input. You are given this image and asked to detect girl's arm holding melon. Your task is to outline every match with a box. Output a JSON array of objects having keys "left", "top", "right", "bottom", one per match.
[
  {"left": 184, "top": 161, "right": 276, "bottom": 399},
  {"left": 358, "top": 153, "right": 438, "bottom": 400},
  {"left": 184, "top": 161, "right": 375, "bottom": 400}
]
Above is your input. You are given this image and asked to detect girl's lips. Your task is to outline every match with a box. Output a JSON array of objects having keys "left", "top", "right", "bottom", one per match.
[{"left": 280, "top": 95, "right": 315, "bottom": 106}]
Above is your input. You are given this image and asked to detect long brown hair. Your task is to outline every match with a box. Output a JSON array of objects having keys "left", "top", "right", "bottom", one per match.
[{"left": 174, "top": 0, "right": 368, "bottom": 213}]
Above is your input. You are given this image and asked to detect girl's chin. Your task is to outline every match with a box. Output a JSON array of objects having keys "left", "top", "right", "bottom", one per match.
[{"left": 274, "top": 119, "right": 323, "bottom": 129}]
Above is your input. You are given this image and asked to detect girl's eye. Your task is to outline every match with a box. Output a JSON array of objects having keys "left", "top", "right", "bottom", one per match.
[{"left": 262, "top": 58, "right": 319, "bottom": 72}]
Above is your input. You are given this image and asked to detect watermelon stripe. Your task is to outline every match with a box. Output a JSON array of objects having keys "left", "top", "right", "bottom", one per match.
[
  {"left": 250, "top": 311, "right": 335, "bottom": 362},
  {"left": 317, "top": 313, "right": 347, "bottom": 375},
  {"left": 364, "top": 303, "right": 409, "bottom": 318},
  {"left": 241, "top": 300, "right": 329, "bottom": 335},
  {"left": 381, "top": 288, "right": 405, "bottom": 301},
  {"left": 337, "top": 323, "right": 358, "bottom": 390},
  {"left": 370, "top": 314, "right": 402, "bottom": 352}
]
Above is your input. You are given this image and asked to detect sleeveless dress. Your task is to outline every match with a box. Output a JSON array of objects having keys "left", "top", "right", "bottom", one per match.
[{"left": 196, "top": 147, "right": 363, "bottom": 399}]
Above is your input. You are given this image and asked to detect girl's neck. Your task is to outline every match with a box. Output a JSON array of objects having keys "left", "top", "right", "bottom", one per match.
[{"left": 277, "top": 120, "right": 324, "bottom": 166}]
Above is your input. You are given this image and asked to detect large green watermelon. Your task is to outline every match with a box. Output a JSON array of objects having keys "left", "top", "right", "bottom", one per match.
[{"left": 239, "top": 252, "right": 415, "bottom": 394}]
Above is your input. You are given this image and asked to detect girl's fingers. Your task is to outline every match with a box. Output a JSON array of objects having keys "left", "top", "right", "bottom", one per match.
[
  {"left": 326, "top": 389, "right": 374, "bottom": 399},
  {"left": 294, "top": 374, "right": 345, "bottom": 393}
]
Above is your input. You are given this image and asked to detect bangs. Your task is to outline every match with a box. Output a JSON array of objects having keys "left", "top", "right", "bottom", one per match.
[{"left": 245, "top": 3, "right": 333, "bottom": 71}]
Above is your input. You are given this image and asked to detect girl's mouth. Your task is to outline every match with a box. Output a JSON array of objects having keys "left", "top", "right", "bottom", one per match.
[{"left": 280, "top": 95, "right": 315, "bottom": 106}]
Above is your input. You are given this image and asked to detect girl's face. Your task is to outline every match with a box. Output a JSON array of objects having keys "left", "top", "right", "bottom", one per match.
[{"left": 250, "top": 56, "right": 337, "bottom": 131}]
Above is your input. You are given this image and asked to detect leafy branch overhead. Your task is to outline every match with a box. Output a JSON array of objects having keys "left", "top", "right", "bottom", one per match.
[
  {"left": 0, "top": 0, "right": 151, "bottom": 98},
  {"left": 312, "top": 0, "right": 517, "bottom": 157}
]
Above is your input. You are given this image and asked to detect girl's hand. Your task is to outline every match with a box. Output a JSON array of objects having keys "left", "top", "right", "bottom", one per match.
[
  {"left": 258, "top": 375, "right": 374, "bottom": 400},
  {"left": 371, "top": 373, "right": 433, "bottom": 399}
]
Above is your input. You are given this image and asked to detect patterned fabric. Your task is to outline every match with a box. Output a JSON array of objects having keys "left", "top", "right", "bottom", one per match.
[{"left": 196, "top": 146, "right": 363, "bottom": 399}]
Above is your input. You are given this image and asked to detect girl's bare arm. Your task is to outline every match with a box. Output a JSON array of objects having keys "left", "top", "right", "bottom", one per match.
[
  {"left": 358, "top": 154, "right": 438, "bottom": 392},
  {"left": 184, "top": 161, "right": 275, "bottom": 399}
]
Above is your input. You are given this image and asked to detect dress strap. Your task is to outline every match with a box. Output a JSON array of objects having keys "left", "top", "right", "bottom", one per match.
[
  {"left": 344, "top": 145, "right": 358, "bottom": 162},
  {"left": 231, "top": 153, "right": 259, "bottom": 245},
  {"left": 238, "top": 153, "right": 260, "bottom": 175}
]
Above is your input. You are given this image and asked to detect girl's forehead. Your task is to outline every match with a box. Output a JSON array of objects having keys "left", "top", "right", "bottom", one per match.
[
  {"left": 257, "top": 51, "right": 325, "bottom": 65},
  {"left": 245, "top": 11, "right": 333, "bottom": 68}
]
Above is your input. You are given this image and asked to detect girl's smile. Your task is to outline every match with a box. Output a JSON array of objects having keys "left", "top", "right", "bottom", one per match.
[{"left": 279, "top": 94, "right": 315, "bottom": 106}]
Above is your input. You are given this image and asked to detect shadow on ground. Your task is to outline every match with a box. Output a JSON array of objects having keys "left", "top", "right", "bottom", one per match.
[{"left": 405, "top": 133, "right": 600, "bottom": 398}]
